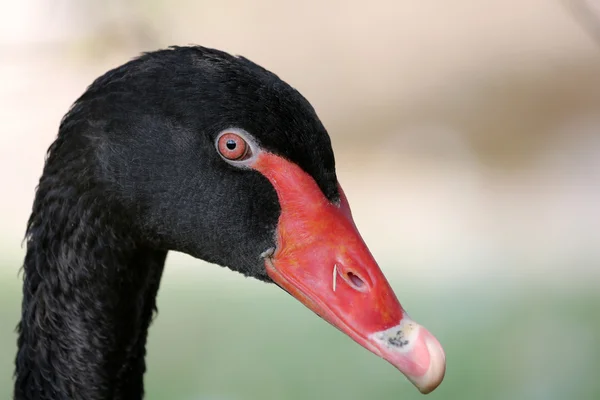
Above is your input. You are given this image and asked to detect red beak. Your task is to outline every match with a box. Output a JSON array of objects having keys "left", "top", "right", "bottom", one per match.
[{"left": 252, "top": 153, "right": 446, "bottom": 394}]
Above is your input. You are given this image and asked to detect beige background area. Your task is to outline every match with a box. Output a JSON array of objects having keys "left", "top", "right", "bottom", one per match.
[{"left": 1, "top": 0, "right": 599, "bottom": 286}]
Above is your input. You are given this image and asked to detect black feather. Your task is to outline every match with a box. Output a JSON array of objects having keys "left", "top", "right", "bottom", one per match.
[{"left": 14, "top": 45, "right": 338, "bottom": 399}]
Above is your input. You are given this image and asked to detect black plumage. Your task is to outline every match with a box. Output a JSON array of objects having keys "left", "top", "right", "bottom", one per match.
[{"left": 15, "top": 46, "right": 339, "bottom": 400}]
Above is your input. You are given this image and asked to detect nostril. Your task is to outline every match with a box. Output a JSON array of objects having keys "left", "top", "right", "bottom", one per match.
[
  {"left": 347, "top": 272, "right": 366, "bottom": 291},
  {"left": 334, "top": 264, "right": 370, "bottom": 292}
]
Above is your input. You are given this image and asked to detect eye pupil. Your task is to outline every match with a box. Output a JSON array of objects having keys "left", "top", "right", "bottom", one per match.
[{"left": 226, "top": 140, "right": 237, "bottom": 150}]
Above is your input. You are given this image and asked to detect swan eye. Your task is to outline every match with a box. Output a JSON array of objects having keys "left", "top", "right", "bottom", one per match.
[{"left": 217, "top": 132, "right": 251, "bottom": 161}]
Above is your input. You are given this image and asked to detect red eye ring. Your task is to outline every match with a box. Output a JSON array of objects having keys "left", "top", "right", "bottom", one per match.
[{"left": 217, "top": 132, "right": 251, "bottom": 161}]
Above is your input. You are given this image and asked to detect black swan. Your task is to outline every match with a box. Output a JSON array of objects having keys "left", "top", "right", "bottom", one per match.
[{"left": 14, "top": 46, "right": 445, "bottom": 399}]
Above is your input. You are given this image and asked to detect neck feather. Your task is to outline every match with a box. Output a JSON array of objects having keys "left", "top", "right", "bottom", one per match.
[{"left": 14, "top": 174, "right": 166, "bottom": 400}]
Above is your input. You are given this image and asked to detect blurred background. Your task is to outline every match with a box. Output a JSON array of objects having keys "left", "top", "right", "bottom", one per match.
[{"left": 1, "top": 0, "right": 600, "bottom": 399}]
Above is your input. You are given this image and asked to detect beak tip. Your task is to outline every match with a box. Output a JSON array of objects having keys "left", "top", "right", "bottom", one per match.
[
  {"left": 408, "top": 327, "right": 446, "bottom": 394},
  {"left": 371, "top": 319, "right": 446, "bottom": 394}
]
